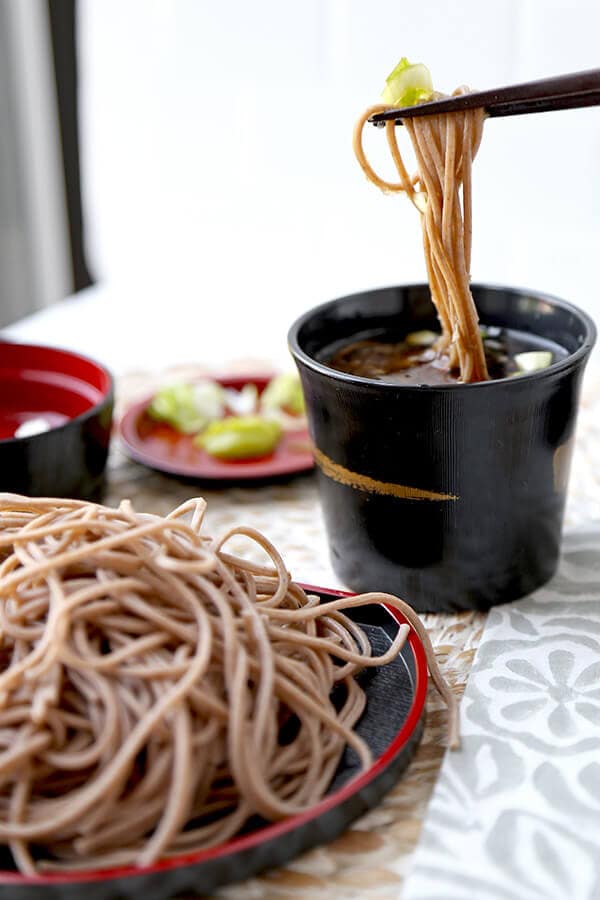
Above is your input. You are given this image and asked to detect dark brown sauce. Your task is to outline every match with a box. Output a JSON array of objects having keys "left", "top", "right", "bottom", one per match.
[
  {"left": 325, "top": 327, "right": 566, "bottom": 386},
  {"left": 327, "top": 341, "right": 459, "bottom": 385}
]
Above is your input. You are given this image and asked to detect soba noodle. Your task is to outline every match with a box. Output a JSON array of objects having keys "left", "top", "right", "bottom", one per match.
[
  {"left": 0, "top": 494, "right": 456, "bottom": 874},
  {"left": 353, "top": 88, "right": 489, "bottom": 383}
]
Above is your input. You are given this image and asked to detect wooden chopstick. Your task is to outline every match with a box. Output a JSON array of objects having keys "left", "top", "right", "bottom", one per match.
[{"left": 370, "top": 67, "right": 600, "bottom": 125}]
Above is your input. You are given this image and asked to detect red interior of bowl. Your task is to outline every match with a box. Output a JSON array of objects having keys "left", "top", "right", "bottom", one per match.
[{"left": 0, "top": 343, "right": 112, "bottom": 440}]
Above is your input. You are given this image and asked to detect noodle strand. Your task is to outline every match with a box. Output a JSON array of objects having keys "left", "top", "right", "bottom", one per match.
[
  {"left": 0, "top": 494, "right": 457, "bottom": 873},
  {"left": 353, "top": 91, "right": 489, "bottom": 382}
]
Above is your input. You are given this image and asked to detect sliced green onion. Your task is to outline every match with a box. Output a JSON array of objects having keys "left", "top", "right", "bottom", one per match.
[
  {"left": 147, "top": 381, "right": 225, "bottom": 434},
  {"left": 514, "top": 351, "right": 553, "bottom": 373},
  {"left": 260, "top": 373, "right": 305, "bottom": 416},
  {"left": 480, "top": 325, "right": 503, "bottom": 340},
  {"left": 381, "top": 58, "right": 433, "bottom": 107},
  {"left": 405, "top": 330, "right": 438, "bottom": 347},
  {"left": 195, "top": 416, "right": 282, "bottom": 460}
]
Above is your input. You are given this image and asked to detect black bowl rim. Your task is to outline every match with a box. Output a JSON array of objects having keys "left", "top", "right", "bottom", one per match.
[
  {"left": 0, "top": 588, "right": 428, "bottom": 887},
  {"left": 288, "top": 282, "right": 597, "bottom": 391},
  {"left": 0, "top": 341, "right": 114, "bottom": 447}
]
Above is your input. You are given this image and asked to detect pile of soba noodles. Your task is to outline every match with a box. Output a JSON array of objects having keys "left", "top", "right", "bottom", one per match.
[
  {"left": 0, "top": 494, "right": 455, "bottom": 874},
  {"left": 353, "top": 68, "right": 489, "bottom": 383}
]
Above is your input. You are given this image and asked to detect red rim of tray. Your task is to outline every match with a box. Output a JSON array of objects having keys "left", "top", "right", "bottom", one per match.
[
  {"left": 0, "top": 585, "right": 427, "bottom": 886},
  {"left": 119, "top": 374, "right": 314, "bottom": 480}
]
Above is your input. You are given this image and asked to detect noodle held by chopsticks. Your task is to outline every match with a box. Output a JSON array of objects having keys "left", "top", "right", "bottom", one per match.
[
  {"left": 0, "top": 494, "right": 456, "bottom": 874},
  {"left": 353, "top": 89, "right": 489, "bottom": 383}
]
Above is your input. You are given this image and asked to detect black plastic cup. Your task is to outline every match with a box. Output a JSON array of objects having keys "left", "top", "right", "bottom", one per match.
[{"left": 289, "top": 284, "right": 596, "bottom": 612}]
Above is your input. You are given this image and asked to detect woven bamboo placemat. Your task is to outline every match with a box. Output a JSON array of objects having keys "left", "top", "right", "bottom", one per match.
[{"left": 108, "top": 366, "right": 600, "bottom": 900}]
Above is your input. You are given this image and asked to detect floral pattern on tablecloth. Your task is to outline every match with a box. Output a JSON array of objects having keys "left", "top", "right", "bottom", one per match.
[{"left": 403, "top": 526, "right": 600, "bottom": 900}]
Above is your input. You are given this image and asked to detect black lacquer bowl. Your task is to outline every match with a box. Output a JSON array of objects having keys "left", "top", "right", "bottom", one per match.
[
  {"left": 0, "top": 342, "right": 113, "bottom": 499},
  {"left": 289, "top": 284, "right": 596, "bottom": 612},
  {"left": 0, "top": 589, "right": 426, "bottom": 899}
]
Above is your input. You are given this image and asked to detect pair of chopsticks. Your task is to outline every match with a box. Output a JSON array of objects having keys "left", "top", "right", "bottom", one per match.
[{"left": 370, "top": 68, "right": 600, "bottom": 125}]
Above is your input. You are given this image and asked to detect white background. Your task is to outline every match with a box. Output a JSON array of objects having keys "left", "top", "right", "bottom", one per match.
[{"left": 6, "top": 0, "right": 600, "bottom": 372}]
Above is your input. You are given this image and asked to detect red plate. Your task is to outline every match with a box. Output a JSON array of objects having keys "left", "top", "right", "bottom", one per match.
[{"left": 119, "top": 375, "right": 314, "bottom": 481}]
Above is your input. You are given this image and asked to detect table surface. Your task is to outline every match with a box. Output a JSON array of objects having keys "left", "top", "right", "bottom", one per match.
[
  {"left": 104, "top": 364, "right": 600, "bottom": 900},
  {"left": 3, "top": 292, "right": 600, "bottom": 898}
]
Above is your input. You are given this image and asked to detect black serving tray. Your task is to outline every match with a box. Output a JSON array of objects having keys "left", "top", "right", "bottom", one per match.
[{"left": 0, "top": 586, "right": 427, "bottom": 899}]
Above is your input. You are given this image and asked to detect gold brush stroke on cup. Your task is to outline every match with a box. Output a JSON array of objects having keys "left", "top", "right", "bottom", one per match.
[{"left": 313, "top": 447, "right": 458, "bottom": 501}]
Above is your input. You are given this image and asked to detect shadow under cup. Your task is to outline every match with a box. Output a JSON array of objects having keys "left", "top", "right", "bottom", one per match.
[{"left": 289, "top": 284, "right": 596, "bottom": 613}]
